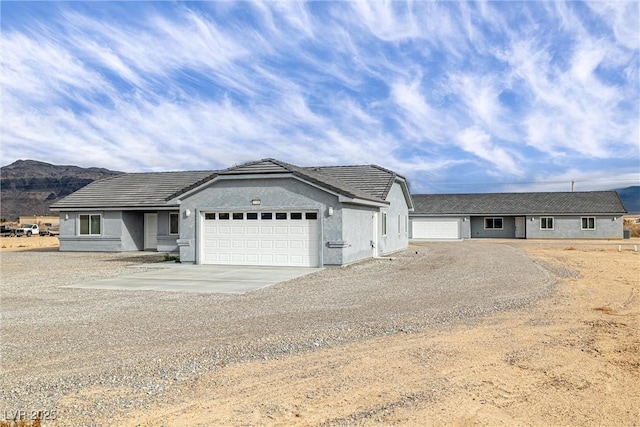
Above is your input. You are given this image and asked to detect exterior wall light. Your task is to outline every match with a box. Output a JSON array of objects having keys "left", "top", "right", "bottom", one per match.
[
  {"left": 64, "top": 213, "right": 69, "bottom": 220},
  {"left": 184, "top": 209, "right": 191, "bottom": 218},
  {"left": 530, "top": 217, "right": 535, "bottom": 221},
  {"left": 328, "top": 207, "right": 334, "bottom": 216},
  {"left": 251, "top": 199, "right": 261, "bottom": 205}
]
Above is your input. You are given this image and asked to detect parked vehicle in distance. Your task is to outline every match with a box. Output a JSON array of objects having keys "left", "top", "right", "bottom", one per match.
[
  {"left": 40, "top": 227, "right": 60, "bottom": 236},
  {"left": 15, "top": 224, "right": 40, "bottom": 237},
  {"left": 0, "top": 225, "right": 16, "bottom": 237}
]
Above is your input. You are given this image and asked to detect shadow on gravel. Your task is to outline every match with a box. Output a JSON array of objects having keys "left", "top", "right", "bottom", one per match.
[{"left": 5, "top": 246, "right": 60, "bottom": 252}]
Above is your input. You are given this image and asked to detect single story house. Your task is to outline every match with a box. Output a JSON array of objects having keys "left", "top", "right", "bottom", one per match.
[
  {"left": 50, "top": 159, "right": 413, "bottom": 267},
  {"left": 410, "top": 192, "right": 626, "bottom": 240}
]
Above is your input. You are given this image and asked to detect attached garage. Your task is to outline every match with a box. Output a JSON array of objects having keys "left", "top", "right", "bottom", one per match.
[
  {"left": 411, "top": 218, "right": 460, "bottom": 240},
  {"left": 201, "top": 211, "right": 320, "bottom": 267}
]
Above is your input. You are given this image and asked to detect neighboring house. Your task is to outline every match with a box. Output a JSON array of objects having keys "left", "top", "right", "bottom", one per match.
[
  {"left": 410, "top": 192, "right": 626, "bottom": 240},
  {"left": 50, "top": 159, "right": 413, "bottom": 267}
]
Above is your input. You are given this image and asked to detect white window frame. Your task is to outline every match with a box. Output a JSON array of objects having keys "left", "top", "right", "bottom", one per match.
[
  {"left": 79, "top": 213, "right": 101, "bottom": 236},
  {"left": 484, "top": 217, "right": 503, "bottom": 230},
  {"left": 581, "top": 217, "right": 596, "bottom": 230},
  {"left": 382, "top": 212, "right": 387, "bottom": 236},
  {"left": 169, "top": 212, "right": 179, "bottom": 235},
  {"left": 398, "top": 214, "right": 401, "bottom": 235},
  {"left": 540, "top": 217, "right": 554, "bottom": 230}
]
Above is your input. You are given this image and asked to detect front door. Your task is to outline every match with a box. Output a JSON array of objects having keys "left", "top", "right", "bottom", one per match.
[
  {"left": 144, "top": 213, "right": 158, "bottom": 250},
  {"left": 515, "top": 216, "right": 526, "bottom": 239}
]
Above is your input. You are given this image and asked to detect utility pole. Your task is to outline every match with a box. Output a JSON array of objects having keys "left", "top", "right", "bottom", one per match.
[{"left": 571, "top": 180, "right": 575, "bottom": 192}]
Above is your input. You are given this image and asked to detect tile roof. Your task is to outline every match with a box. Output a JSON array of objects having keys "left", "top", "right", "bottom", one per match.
[
  {"left": 50, "top": 171, "right": 216, "bottom": 209},
  {"left": 50, "top": 159, "right": 411, "bottom": 209},
  {"left": 411, "top": 192, "right": 627, "bottom": 215},
  {"left": 211, "top": 159, "right": 401, "bottom": 204},
  {"left": 307, "top": 165, "right": 396, "bottom": 200}
]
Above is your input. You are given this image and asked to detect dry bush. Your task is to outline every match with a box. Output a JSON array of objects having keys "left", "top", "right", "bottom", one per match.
[
  {"left": 624, "top": 217, "right": 640, "bottom": 238},
  {"left": 0, "top": 419, "right": 41, "bottom": 427}
]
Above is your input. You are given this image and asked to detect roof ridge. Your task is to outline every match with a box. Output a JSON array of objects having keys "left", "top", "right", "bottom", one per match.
[{"left": 114, "top": 170, "right": 219, "bottom": 176}]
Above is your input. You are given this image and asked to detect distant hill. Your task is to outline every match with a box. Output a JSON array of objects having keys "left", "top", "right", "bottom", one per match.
[
  {"left": 0, "top": 160, "right": 121, "bottom": 221},
  {"left": 617, "top": 186, "right": 640, "bottom": 214}
]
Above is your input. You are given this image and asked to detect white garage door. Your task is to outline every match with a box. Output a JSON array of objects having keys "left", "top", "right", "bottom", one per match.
[
  {"left": 201, "top": 211, "right": 319, "bottom": 267},
  {"left": 412, "top": 218, "right": 460, "bottom": 239}
]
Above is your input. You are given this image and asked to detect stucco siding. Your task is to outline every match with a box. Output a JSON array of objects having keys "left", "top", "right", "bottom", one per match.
[
  {"left": 470, "top": 216, "right": 517, "bottom": 238},
  {"left": 178, "top": 177, "right": 340, "bottom": 265},
  {"left": 156, "top": 211, "right": 179, "bottom": 252},
  {"left": 341, "top": 205, "right": 375, "bottom": 265},
  {"left": 121, "top": 211, "right": 144, "bottom": 251},
  {"left": 378, "top": 182, "right": 409, "bottom": 255},
  {"left": 527, "top": 215, "right": 623, "bottom": 239},
  {"left": 58, "top": 211, "right": 125, "bottom": 251}
]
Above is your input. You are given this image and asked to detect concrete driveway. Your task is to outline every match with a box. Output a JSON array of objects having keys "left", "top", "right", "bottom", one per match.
[{"left": 64, "top": 263, "right": 322, "bottom": 294}]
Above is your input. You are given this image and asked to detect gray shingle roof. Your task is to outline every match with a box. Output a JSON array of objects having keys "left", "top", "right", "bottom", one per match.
[
  {"left": 411, "top": 192, "right": 627, "bottom": 215},
  {"left": 50, "top": 159, "right": 411, "bottom": 210},
  {"left": 308, "top": 165, "right": 396, "bottom": 200},
  {"left": 211, "top": 159, "right": 398, "bottom": 204},
  {"left": 50, "top": 171, "right": 216, "bottom": 209}
]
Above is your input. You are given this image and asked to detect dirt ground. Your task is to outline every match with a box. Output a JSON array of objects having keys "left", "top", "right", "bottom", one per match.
[
  {"left": 116, "top": 241, "right": 639, "bottom": 427},
  {"left": 2, "top": 237, "right": 639, "bottom": 426},
  {"left": 0, "top": 236, "right": 59, "bottom": 251}
]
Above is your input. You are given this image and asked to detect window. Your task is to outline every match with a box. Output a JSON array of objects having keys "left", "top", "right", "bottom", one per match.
[
  {"left": 247, "top": 212, "right": 258, "bottom": 220},
  {"left": 382, "top": 212, "right": 387, "bottom": 235},
  {"left": 581, "top": 217, "right": 596, "bottom": 230},
  {"left": 405, "top": 215, "right": 409, "bottom": 235},
  {"left": 484, "top": 217, "right": 503, "bottom": 230},
  {"left": 219, "top": 213, "right": 230, "bottom": 220},
  {"left": 540, "top": 217, "right": 554, "bottom": 230},
  {"left": 261, "top": 212, "right": 273, "bottom": 220},
  {"left": 205, "top": 213, "right": 216, "bottom": 220},
  {"left": 276, "top": 212, "right": 287, "bottom": 220},
  {"left": 305, "top": 212, "right": 317, "bottom": 220},
  {"left": 79, "top": 214, "right": 101, "bottom": 235},
  {"left": 290, "top": 212, "right": 303, "bottom": 220},
  {"left": 169, "top": 212, "right": 179, "bottom": 235},
  {"left": 232, "top": 213, "right": 244, "bottom": 220}
]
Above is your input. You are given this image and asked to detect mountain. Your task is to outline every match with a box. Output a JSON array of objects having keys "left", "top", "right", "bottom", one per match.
[
  {"left": 617, "top": 186, "right": 640, "bottom": 214},
  {"left": 0, "top": 160, "right": 122, "bottom": 221}
]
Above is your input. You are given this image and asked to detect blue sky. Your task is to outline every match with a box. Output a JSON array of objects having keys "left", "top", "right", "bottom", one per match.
[{"left": 2, "top": 1, "right": 638, "bottom": 193}]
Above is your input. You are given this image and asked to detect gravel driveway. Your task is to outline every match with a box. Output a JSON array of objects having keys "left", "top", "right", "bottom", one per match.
[{"left": 0, "top": 242, "right": 553, "bottom": 425}]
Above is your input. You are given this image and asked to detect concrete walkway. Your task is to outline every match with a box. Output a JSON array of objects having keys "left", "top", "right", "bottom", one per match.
[{"left": 64, "top": 263, "right": 322, "bottom": 294}]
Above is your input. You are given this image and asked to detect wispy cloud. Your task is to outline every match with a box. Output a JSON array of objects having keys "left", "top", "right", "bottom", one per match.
[{"left": 1, "top": 1, "right": 637, "bottom": 193}]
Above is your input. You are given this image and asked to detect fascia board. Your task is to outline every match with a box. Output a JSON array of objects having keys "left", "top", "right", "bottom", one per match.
[
  {"left": 50, "top": 206, "right": 179, "bottom": 212},
  {"left": 338, "top": 196, "right": 389, "bottom": 207}
]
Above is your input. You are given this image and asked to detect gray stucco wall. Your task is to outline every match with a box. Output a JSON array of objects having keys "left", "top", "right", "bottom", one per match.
[
  {"left": 157, "top": 211, "right": 179, "bottom": 252},
  {"left": 58, "top": 211, "right": 125, "bottom": 251},
  {"left": 121, "top": 211, "right": 144, "bottom": 251},
  {"left": 177, "top": 177, "right": 342, "bottom": 265},
  {"left": 470, "top": 216, "right": 518, "bottom": 238},
  {"left": 378, "top": 182, "right": 410, "bottom": 255},
  {"left": 341, "top": 205, "right": 376, "bottom": 265},
  {"left": 58, "top": 210, "right": 176, "bottom": 252},
  {"left": 527, "top": 215, "right": 623, "bottom": 239}
]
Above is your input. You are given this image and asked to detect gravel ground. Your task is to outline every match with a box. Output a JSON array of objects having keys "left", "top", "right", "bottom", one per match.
[{"left": 0, "top": 242, "right": 556, "bottom": 425}]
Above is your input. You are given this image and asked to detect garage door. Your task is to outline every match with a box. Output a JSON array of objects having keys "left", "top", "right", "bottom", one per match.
[
  {"left": 412, "top": 218, "right": 460, "bottom": 239},
  {"left": 201, "top": 211, "right": 319, "bottom": 267}
]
